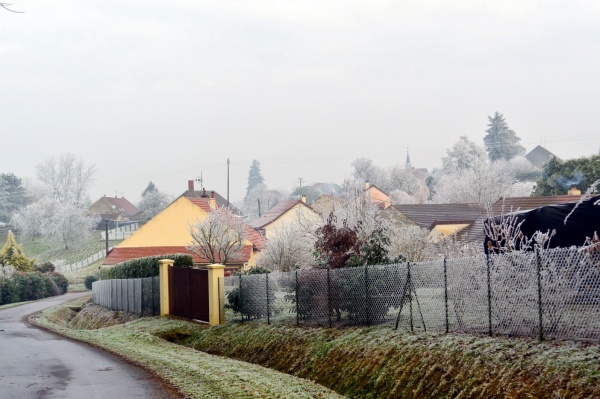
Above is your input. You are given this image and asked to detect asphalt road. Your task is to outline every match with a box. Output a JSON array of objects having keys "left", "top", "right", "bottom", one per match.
[{"left": 0, "top": 292, "right": 179, "bottom": 399}]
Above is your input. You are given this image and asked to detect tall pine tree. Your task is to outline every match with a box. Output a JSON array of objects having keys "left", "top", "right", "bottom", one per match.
[
  {"left": 245, "top": 160, "right": 264, "bottom": 201},
  {"left": 483, "top": 112, "right": 525, "bottom": 161}
]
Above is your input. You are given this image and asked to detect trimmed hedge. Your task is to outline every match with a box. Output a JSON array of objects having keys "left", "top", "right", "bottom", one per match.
[
  {"left": 0, "top": 271, "right": 68, "bottom": 306},
  {"left": 104, "top": 254, "right": 193, "bottom": 279}
]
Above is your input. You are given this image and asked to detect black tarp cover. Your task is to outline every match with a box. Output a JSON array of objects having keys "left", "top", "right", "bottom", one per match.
[{"left": 484, "top": 195, "right": 600, "bottom": 253}]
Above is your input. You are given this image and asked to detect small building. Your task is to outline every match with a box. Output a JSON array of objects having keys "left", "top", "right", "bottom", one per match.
[
  {"left": 249, "top": 198, "right": 319, "bottom": 239},
  {"left": 88, "top": 195, "right": 140, "bottom": 227},
  {"left": 104, "top": 188, "right": 264, "bottom": 276},
  {"left": 525, "top": 145, "right": 562, "bottom": 169}
]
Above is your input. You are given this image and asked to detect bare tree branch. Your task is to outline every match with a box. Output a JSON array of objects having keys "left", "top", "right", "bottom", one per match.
[{"left": 1, "top": 3, "right": 24, "bottom": 13}]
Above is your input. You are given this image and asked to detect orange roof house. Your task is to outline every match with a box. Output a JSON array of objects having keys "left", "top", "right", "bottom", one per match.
[
  {"left": 365, "top": 181, "right": 391, "bottom": 210},
  {"left": 104, "top": 189, "right": 264, "bottom": 275}
]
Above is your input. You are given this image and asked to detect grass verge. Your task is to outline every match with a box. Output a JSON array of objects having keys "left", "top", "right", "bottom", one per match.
[
  {"left": 157, "top": 323, "right": 600, "bottom": 399},
  {"left": 30, "top": 301, "right": 346, "bottom": 399}
]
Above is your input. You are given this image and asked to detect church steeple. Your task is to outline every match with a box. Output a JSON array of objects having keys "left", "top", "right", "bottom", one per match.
[{"left": 405, "top": 147, "right": 411, "bottom": 169}]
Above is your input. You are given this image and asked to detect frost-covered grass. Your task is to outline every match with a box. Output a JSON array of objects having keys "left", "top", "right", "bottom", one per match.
[
  {"left": 14, "top": 233, "right": 122, "bottom": 265},
  {"left": 33, "top": 299, "right": 600, "bottom": 399},
  {"left": 31, "top": 302, "right": 346, "bottom": 399},
  {"left": 170, "top": 323, "right": 600, "bottom": 399}
]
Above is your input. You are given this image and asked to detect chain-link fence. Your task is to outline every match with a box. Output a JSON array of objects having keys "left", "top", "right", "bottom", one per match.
[
  {"left": 224, "top": 247, "right": 600, "bottom": 342},
  {"left": 92, "top": 277, "right": 160, "bottom": 316}
]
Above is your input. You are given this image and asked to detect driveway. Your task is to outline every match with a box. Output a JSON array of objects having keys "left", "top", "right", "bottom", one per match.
[{"left": 0, "top": 292, "right": 179, "bottom": 398}]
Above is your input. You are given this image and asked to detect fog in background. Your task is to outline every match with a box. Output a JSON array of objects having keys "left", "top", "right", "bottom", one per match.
[{"left": 2, "top": 1, "right": 599, "bottom": 203}]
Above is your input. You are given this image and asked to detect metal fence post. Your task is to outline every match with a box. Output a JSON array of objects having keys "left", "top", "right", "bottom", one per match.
[
  {"left": 408, "top": 262, "right": 413, "bottom": 333},
  {"left": 364, "top": 265, "right": 370, "bottom": 326},
  {"left": 444, "top": 257, "right": 449, "bottom": 334},
  {"left": 295, "top": 269, "right": 299, "bottom": 327},
  {"left": 327, "top": 267, "right": 332, "bottom": 328},
  {"left": 487, "top": 254, "right": 492, "bottom": 337},
  {"left": 536, "top": 248, "right": 544, "bottom": 341},
  {"left": 239, "top": 274, "right": 244, "bottom": 322},
  {"left": 265, "top": 273, "right": 270, "bottom": 325}
]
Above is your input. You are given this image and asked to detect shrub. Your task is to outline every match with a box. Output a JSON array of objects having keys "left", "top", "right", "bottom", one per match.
[
  {"left": 35, "top": 262, "right": 56, "bottom": 273},
  {"left": 226, "top": 267, "right": 277, "bottom": 319},
  {"left": 104, "top": 253, "right": 193, "bottom": 279},
  {"left": 48, "top": 272, "right": 69, "bottom": 294},
  {"left": 0, "top": 277, "right": 18, "bottom": 305},
  {"left": 84, "top": 274, "right": 98, "bottom": 290}
]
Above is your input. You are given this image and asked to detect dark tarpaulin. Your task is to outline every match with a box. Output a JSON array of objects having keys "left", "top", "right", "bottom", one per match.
[{"left": 484, "top": 195, "right": 600, "bottom": 253}]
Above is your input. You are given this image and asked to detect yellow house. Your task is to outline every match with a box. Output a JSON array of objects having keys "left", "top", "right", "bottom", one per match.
[
  {"left": 249, "top": 198, "right": 319, "bottom": 239},
  {"left": 104, "top": 192, "right": 264, "bottom": 276}
]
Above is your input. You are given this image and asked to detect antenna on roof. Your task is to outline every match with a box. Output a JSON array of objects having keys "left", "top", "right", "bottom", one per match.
[{"left": 195, "top": 172, "right": 204, "bottom": 191}]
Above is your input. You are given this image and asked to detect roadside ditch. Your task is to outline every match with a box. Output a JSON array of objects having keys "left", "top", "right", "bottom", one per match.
[{"left": 38, "top": 301, "right": 600, "bottom": 399}]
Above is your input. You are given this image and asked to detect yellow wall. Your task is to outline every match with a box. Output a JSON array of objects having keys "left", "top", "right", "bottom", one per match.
[
  {"left": 263, "top": 203, "right": 319, "bottom": 239},
  {"left": 118, "top": 197, "right": 207, "bottom": 247},
  {"left": 428, "top": 223, "right": 469, "bottom": 243}
]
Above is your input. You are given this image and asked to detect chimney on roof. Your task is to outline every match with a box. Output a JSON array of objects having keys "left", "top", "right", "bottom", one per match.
[
  {"left": 301, "top": 195, "right": 307, "bottom": 204},
  {"left": 188, "top": 180, "right": 194, "bottom": 192},
  {"left": 209, "top": 191, "right": 216, "bottom": 209},
  {"left": 202, "top": 188, "right": 207, "bottom": 198},
  {"left": 365, "top": 180, "right": 370, "bottom": 190},
  {"left": 568, "top": 186, "right": 581, "bottom": 196}
]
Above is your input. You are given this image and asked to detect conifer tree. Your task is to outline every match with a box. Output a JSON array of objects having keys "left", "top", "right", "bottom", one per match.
[
  {"left": 245, "top": 160, "right": 264, "bottom": 201},
  {"left": 483, "top": 112, "right": 525, "bottom": 161},
  {"left": 0, "top": 230, "right": 35, "bottom": 272}
]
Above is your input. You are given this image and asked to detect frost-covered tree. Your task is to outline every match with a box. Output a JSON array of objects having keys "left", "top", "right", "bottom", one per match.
[
  {"left": 141, "top": 181, "right": 158, "bottom": 197},
  {"left": 245, "top": 160, "right": 264, "bottom": 201},
  {"left": 313, "top": 188, "right": 396, "bottom": 268},
  {"left": 432, "top": 162, "right": 515, "bottom": 208},
  {"left": 289, "top": 185, "right": 321, "bottom": 204},
  {"left": 442, "top": 136, "right": 487, "bottom": 171},
  {"left": 187, "top": 207, "right": 249, "bottom": 265},
  {"left": 0, "top": 173, "right": 31, "bottom": 223},
  {"left": 483, "top": 112, "right": 525, "bottom": 161},
  {"left": 138, "top": 183, "right": 171, "bottom": 220},
  {"left": 0, "top": 230, "right": 35, "bottom": 272},
  {"left": 10, "top": 197, "right": 57, "bottom": 239},
  {"left": 244, "top": 183, "right": 268, "bottom": 220},
  {"left": 36, "top": 154, "right": 96, "bottom": 205},
  {"left": 42, "top": 202, "right": 99, "bottom": 250},
  {"left": 257, "top": 221, "right": 316, "bottom": 271}
]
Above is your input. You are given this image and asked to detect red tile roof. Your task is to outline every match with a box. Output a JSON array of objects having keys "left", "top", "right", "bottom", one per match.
[{"left": 104, "top": 245, "right": 254, "bottom": 265}]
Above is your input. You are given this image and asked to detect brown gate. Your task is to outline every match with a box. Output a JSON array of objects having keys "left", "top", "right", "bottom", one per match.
[{"left": 169, "top": 267, "right": 209, "bottom": 322}]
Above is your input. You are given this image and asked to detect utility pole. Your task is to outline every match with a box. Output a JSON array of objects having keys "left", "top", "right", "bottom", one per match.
[
  {"left": 105, "top": 219, "right": 109, "bottom": 257},
  {"left": 257, "top": 198, "right": 261, "bottom": 217},
  {"left": 227, "top": 158, "right": 230, "bottom": 206},
  {"left": 298, "top": 177, "right": 303, "bottom": 198}
]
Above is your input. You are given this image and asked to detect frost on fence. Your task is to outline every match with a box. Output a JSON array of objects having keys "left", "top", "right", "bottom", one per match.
[
  {"left": 223, "top": 247, "right": 600, "bottom": 342},
  {"left": 541, "top": 248, "right": 600, "bottom": 341},
  {"left": 489, "top": 251, "right": 538, "bottom": 337}
]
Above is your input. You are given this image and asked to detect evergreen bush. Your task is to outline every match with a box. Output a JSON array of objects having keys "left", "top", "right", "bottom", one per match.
[
  {"left": 84, "top": 274, "right": 98, "bottom": 290},
  {"left": 104, "top": 253, "right": 193, "bottom": 279}
]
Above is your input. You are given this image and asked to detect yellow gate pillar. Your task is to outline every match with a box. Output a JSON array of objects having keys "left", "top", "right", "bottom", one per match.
[
  {"left": 159, "top": 259, "right": 174, "bottom": 316},
  {"left": 207, "top": 264, "right": 226, "bottom": 325}
]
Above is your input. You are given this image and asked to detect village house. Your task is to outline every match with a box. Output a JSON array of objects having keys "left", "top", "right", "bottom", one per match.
[{"left": 104, "top": 182, "right": 264, "bottom": 276}]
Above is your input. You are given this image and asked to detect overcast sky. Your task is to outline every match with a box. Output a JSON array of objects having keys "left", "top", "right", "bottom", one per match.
[{"left": 2, "top": 1, "right": 599, "bottom": 203}]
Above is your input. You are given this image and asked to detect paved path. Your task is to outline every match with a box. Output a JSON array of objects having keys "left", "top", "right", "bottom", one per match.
[{"left": 0, "top": 293, "right": 179, "bottom": 399}]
